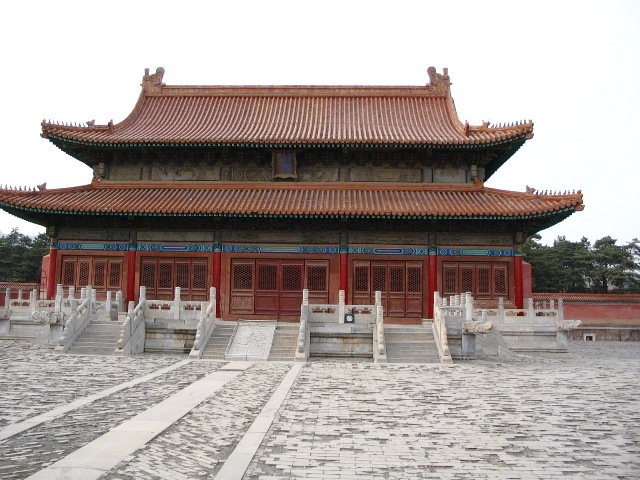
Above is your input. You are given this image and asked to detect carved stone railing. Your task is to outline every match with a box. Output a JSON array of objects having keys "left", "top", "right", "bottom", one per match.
[
  {"left": 295, "top": 289, "right": 310, "bottom": 362},
  {"left": 373, "top": 302, "right": 387, "bottom": 363},
  {"left": 55, "top": 286, "right": 94, "bottom": 353},
  {"left": 144, "top": 287, "right": 203, "bottom": 325},
  {"left": 115, "top": 287, "right": 147, "bottom": 355},
  {"left": 189, "top": 288, "right": 217, "bottom": 358},
  {"left": 432, "top": 292, "right": 454, "bottom": 364}
]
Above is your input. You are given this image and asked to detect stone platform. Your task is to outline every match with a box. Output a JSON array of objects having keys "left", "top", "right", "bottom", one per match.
[{"left": 0, "top": 340, "right": 638, "bottom": 479}]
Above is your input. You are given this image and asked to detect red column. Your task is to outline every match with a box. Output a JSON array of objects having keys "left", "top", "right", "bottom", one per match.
[
  {"left": 46, "top": 241, "right": 58, "bottom": 300},
  {"left": 514, "top": 254, "right": 524, "bottom": 309},
  {"left": 427, "top": 252, "right": 437, "bottom": 319},
  {"left": 339, "top": 250, "right": 348, "bottom": 298},
  {"left": 213, "top": 249, "right": 221, "bottom": 318},
  {"left": 127, "top": 248, "right": 136, "bottom": 304}
]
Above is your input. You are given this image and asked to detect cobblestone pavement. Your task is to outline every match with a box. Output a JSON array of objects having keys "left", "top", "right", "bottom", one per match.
[{"left": 0, "top": 340, "right": 638, "bottom": 479}]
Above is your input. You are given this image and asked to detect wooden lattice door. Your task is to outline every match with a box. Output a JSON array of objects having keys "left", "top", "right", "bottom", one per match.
[
  {"left": 352, "top": 260, "right": 423, "bottom": 318},
  {"left": 442, "top": 261, "right": 509, "bottom": 300},
  {"left": 140, "top": 257, "right": 208, "bottom": 301},
  {"left": 229, "top": 259, "right": 329, "bottom": 317},
  {"left": 60, "top": 255, "right": 123, "bottom": 298}
]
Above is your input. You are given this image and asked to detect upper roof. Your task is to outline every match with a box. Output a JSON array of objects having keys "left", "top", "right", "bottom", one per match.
[
  {"left": 0, "top": 180, "right": 583, "bottom": 234},
  {"left": 41, "top": 67, "right": 533, "bottom": 149}
]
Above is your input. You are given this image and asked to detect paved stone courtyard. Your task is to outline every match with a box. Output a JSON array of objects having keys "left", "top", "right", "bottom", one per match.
[{"left": 0, "top": 341, "right": 638, "bottom": 479}]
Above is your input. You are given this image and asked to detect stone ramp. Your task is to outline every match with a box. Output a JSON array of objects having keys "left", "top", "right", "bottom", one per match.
[
  {"left": 384, "top": 322, "right": 440, "bottom": 363},
  {"left": 67, "top": 319, "right": 121, "bottom": 355}
]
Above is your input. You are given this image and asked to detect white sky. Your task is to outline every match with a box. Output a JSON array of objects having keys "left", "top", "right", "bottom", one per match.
[{"left": 1, "top": 0, "right": 638, "bottom": 245}]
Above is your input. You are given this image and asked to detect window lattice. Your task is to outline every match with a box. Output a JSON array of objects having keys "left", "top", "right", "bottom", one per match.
[
  {"left": 233, "top": 263, "right": 254, "bottom": 290},
  {"left": 257, "top": 265, "right": 277, "bottom": 291},
  {"left": 62, "top": 262, "right": 75, "bottom": 287},
  {"left": 460, "top": 267, "right": 473, "bottom": 293},
  {"left": 193, "top": 263, "right": 207, "bottom": 290},
  {"left": 443, "top": 267, "right": 457, "bottom": 295},
  {"left": 108, "top": 262, "right": 121, "bottom": 289},
  {"left": 354, "top": 266, "right": 369, "bottom": 293},
  {"left": 494, "top": 268, "right": 507, "bottom": 295},
  {"left": 282, "top": 265, "right": 303, "bottom": 292},
  {"left": 78, "top": 262, "right": 90, "bottom": 287},
  {"left": 141, "top": 262, "right": 156, "bottom": 290},
  {"left": 477, "top": 267, "right": 490, "bottom": 295},
  {"left": 176, "top": 263, "right": 190, "bottom": 289},
  {"left": 93, "top": 262, "right": 106, "bottom": 287},
  {"left": 372, "top": 266, "right": 386, "bottom": 293},
  {"left": 390, "top": 266, "right": 404, "bottom": 293},
  {"left": 407, "top": 267, "right": 421, "bottom": 293},
  {"left": 307, "top": 266, "right": 327, "bottom": 293},
  {"left": 159, "top": 264, "right": 173, "bottom": 289}
]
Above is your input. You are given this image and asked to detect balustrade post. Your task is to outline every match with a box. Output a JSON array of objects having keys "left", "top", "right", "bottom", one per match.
[
  {"left": 68, "top": 286, "right": 75, "bottom": 299},
  {"left": 558, "top": 298, "right": 564, "bottom": 322},
  {"left": 90, "top": 286, "right": 96, "bottom": 313},
  {"left": 302, "top": 289, "right": 309, "bottom": 306},
  {"left": 527, "top": 297, "right": 535, "bottom": 320},
  {"left": 375, "top": 290, "right": 382, "bottom": 308},
  {"left": 465, "top": 292, "right": 473, "bottom": 322},
  {"left": 338, "top": 290, "right": 345, "bottom": 323},
  {"left": 139, "top": 286, "right": 146, "bottom": 300},
  {"left": 30, "top": 289, "right": 36, "bottom": 312},
  {"left": 80, "top": 288, "right": 86, "bottom": 300},
  {"left": 209, "top": 287, "right": 217, "bottom": 318},
  {"left": 105, "top": 291, "right": 112, "bottom": 318},
  {"left": 173, "top": 287, "right": 181, "bottom": 320},
  {"left": 115, "top": 291, "right": 123, "bottom": 312},
  {"left": 55, "top": 285, "right": 64, "bottom": 313},
  {"left": 127, "top": 300, "right": 135, "bottom": 338},
  {"left": 498, "top": 297, "right": 505, "bottom": 323},
  {"left": 4, "top": 288, "right": 11, "bottom": 309}
]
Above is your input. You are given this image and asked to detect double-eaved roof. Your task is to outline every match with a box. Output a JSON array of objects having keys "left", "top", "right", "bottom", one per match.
[{"left": 1, "top": 67, "right": 582, "bottom": 233}]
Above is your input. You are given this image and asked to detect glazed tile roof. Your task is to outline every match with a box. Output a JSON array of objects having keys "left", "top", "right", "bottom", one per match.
[
  {"left": 40, "top": 67, "right": 533, "bottom": 148},
  {"left": 0, "top": 181, "right": 583, "bottom": 220}
]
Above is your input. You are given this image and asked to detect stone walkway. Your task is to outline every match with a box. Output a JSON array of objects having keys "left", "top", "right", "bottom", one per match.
[{"left": 0, "top": 341, "right": 638, "bottom": 479}]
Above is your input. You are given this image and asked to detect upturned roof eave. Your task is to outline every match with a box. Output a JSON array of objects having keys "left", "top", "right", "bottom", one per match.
[{"left": 0, "top": 201, "right": 581, "bottom": 227}]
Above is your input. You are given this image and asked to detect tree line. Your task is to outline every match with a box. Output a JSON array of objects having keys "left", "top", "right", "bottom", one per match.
[
  {"left": 524, "top": 235, "right": 640, "bottom": 293},
  {"left": 0, "top": 229, "right": 50, "bottom": 283}
]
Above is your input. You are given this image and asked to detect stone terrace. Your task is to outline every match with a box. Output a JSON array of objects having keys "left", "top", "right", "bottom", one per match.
[{"left": 0, "top": 341, "right": 638, "bottom": 479}]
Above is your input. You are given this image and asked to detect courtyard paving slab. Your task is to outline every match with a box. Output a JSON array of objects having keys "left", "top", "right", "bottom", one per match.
[{"left": 0, "top": 340, "right": 637, "bottom": 479}]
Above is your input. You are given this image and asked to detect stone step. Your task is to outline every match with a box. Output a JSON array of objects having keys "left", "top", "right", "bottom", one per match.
[
  {"left": 68, "top": 346, "right": 115, "bottom": 355},
  {"left": 73, "top": 335, "right": 120, "bottom": 345}
]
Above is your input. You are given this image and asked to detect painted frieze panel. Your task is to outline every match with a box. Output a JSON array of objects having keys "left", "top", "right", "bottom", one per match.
[
  {"left": 297, "top": 167, "right": 340, "bottom": 182},
  {"left": 136, "top": 231, "right": 215, "bottom": 242},
  {"left": 224, "top": 230, "right": 339, "bottom": 245},
  {"left": 57, "top": 228, "right": 129, "bottom": 242},
  {"left": 151, "top": 164, "right": 220, "bottom": 181},
  {"left": 110, "top": 164, "right": 143, "bottom": 181},
  {"left": 231, "top": 167, "right": 272, "bottom": 182},
  {"left": 348, "top": 231, "right": 426, "bottom": 245},
  {"left": 438, "top": 233, "right": 513, "bottom": 246},
  {"left": 349, "top": 167, "right": 422, "bottom": 183},
  {"left": 433, "top": 168, "right": 467, "bottom": 183}
]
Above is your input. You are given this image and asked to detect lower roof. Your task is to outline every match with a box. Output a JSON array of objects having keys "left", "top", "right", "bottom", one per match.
[{"left": 0, "top": 180, "right": 583, "bottom": 226}]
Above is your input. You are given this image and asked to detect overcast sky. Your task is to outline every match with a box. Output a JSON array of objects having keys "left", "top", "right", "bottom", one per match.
[{"left": 1, "top": 0, "right": 638, "bottom": 245}]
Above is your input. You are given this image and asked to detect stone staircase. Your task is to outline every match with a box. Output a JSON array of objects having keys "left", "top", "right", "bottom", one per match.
[
  {"left": 200, "top": 322, "right": 236, "bottom": 360},
  {"left": 384, "top": 322, "right": 440, "bottom": 363},
  {"left": 67, "top": 319, "right": 122, "bottom": 355},
  {"left": 309, "top": 323, "right": 374, "bottom": 360},
  {"left": 267, "top": 322, "right": 299, "bottom": 361}
]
